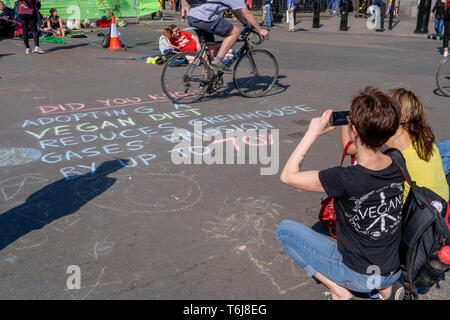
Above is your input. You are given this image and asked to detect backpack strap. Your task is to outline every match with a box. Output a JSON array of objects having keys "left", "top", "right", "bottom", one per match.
[
  {"left": 341, "top": 141, "right": 355, "bottom": 166},
  {"left": 383, "top": 147, "right": 413, "bottom": 186}
]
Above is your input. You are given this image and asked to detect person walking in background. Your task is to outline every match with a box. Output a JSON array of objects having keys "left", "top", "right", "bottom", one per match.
[
  {"left": 287, "top": 0, "right": 296, "bottom": 31},
  {"left": 18, "top": 0, "right": 44, "bottom": 54},
  {"left": 330, "top": 0, "right": 340, "bottom": 15},
  {"left": 263, "top": 0, "right": 273, "bottom": 26},
  {"left": 180, "top": 0, "right": 191, "bottom": 22},
  {"left": 430, "top": 0, "right": 447, "bottom": 40},
  {"left": 443, "top": 0, "right": 450, "bottom": 56}
]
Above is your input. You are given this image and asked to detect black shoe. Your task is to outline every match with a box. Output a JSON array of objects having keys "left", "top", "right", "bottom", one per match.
[
  {"left": 210, "top": 63, "right": 232, "bottom": 74},
  {"left": 432, "top": 34, "right": 437, "bottom": 40}
]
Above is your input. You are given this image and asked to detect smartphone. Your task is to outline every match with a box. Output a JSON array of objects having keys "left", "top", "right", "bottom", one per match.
[{"left": 330, "top": 111, "right": 350, "bottom": 126}]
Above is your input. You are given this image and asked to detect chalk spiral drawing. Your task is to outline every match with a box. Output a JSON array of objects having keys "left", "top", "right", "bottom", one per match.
[{"left": 75, "top": 173, "right": 203, "bottom": 215}]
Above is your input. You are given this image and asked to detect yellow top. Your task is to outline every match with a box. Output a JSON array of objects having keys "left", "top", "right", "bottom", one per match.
[{"left": 402, "top": 143, "right": 449, "bottom": 202}]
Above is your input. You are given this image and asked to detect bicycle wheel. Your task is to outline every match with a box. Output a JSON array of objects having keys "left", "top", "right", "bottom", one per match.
[
  {"left": 436, "top": 57, "right": 450, "bottom": 97},
  {"left": 161, "top": 52, "right": 212, "bottom": 104},
  {"left": 233, "top": 49, "right": 279, "bottom": 98}
]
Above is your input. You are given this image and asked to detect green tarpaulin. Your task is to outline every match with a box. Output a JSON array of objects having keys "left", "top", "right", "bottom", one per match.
[{"left": 4, "top": 0, "right": 160, "bottom": 19}]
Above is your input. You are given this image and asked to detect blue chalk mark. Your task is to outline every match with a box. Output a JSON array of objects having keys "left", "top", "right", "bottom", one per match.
[{"left": 0, "top": 148, "right": 42, "bottom": 167}]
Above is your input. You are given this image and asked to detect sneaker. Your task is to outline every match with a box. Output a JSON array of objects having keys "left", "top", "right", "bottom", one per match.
[
  {"left": 210, "top": 62, "right": 232, "bottom": 74},
  {"left": 33, "top": 47, "right": 45, "bottom": 54},
  {"left": 380, "top": 281, "right": 405, "bottom": 300},
  {"left": 25, "top": 48, "right": 31, "bottom": 54},
  {"left": 432, "top": 35, "right": 437, "bottom": 40},
  {"left": 444, "top": 51, "right": 449, "bottom": 57}
]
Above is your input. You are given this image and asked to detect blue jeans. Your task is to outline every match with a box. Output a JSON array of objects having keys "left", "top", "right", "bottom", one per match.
[
  {"left": 264, "top": 6, "right": 272, "bottom": 26},
  {"left": 276, "top": 220, "right": 401, "bottom": 294},
  {"left": 435, "top": 18, "right": 444, "bottom": 38},
  {"left": 330, "top": 0, "right": 340, "bottom": 14}
]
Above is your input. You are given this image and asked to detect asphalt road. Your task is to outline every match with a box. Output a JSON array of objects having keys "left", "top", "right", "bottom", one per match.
[{"left": 0, "top": 16, "right": 449, "bottom": 300}]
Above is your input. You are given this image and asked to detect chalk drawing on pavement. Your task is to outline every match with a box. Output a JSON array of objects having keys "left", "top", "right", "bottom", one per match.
[
  {"left": 203, "top": 197, "right": 313, "bottom": 295},
  {"left": 65, "top": 266, "right": 122, "bottom": 300},
  {"left": 0, "top": 148, "right": 41, "bottom": 167},
  {"left": 9, "top": 230, "right": 47, "bottom": 250},
  {"left": 0, "top": 174, "right": 49, "bottom": 202},
  {"left": 75, "top": 173, "right": 203, "bottom": 215},
  {"left": 86, "top": 237, "right": 116, "bottom": 260}
]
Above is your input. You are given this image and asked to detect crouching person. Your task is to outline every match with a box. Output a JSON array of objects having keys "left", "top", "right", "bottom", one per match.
[{"left": 276, "top": 87, "right": 405, "bottom": 300}]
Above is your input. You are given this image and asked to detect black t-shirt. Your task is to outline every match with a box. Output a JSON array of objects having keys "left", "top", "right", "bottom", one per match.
[{"left": 318, "top": 159, "right": 404, "bottom": 275}]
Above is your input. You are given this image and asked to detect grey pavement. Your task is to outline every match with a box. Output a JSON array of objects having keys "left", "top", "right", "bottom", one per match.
[{"left": 0, "top": 14, "right": 449, "bottom": 301}]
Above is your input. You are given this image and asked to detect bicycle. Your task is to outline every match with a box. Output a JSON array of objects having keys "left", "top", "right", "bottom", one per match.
[
  {"left": 160, "top": 27, "right": 279, "bottom": 104},
  {"left": 436, "top": 56, "right": 450, "bottom": 97}
]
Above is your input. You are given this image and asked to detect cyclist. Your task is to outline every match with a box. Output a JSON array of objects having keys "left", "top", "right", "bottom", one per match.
[{"left": 187, "top": 0, "right": 270, "bottom": 74}]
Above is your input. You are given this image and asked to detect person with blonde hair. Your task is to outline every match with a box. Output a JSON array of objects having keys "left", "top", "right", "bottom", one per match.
[
  {"left": 159, "top": 27, "right": 180, "bottom": 55},
  {"left": 341, "top": 88, "right": 449, "bottom": 202},
  {"left": 277, "top": 87, "right": 406, "bottom": 300}
]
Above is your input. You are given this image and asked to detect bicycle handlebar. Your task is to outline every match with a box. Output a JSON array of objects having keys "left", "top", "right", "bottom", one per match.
[{"left": 240, "top": 26, "right": 267, "bottom": 45}]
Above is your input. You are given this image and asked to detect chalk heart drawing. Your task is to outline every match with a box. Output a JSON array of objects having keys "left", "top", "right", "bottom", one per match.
[
  {"left": 203, "top": 197, "right": 312, "bottom": 295},
  {"left": 0, "top": 174, "right": 49, "bottom": 203},
  {"left": 0, "top": 148, "right": 41, "bottom": 167},
  {"left": 86, "top": 237, "right": 116, "bottom": 260},
  {"left": 75, "top": 173, "right": 203, "bottom": 214}
]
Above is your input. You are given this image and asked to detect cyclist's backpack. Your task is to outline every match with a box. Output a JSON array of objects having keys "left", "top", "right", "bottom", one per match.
[
  {"left": 387, "top": 148, "right": 450, "bottom": 300},
  {"left": 186, "top": 0, "right": 229, "bottom": 8}
]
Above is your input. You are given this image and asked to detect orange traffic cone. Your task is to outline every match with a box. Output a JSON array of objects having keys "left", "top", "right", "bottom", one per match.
[{"left": 108, "top": 16, "right": 125, "bottom": 51}]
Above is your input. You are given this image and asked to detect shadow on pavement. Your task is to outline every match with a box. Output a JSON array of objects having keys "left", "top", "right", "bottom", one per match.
[
  {"left": 0, "top": 159, "right": 129, "bottom": 251},
  {"left": 44, "top": 43, "right": 89, "bottom": 53},
  {"left": 201, "top": 74, "right": 290, "bottom": 102}
]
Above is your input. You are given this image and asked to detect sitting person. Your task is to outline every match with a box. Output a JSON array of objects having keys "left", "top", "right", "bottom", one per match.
[
  {"left": 341, "top": 88, "right": 449, "bottom": 202},
  {"left": 42, "top": 8, "right": 65, "bottom": 35},
  {"left": 277, "top": 87, "right": 405, "bottom": 300},
  {"left": 168, "top": 24, "right": 200, "bottom": 53},
  {"left": 159, "top": 27, "right": 180, "bottom": 55},
  {"left": 0, "top": 1, "right": 16, "bottom": 36},
  {"left": 168, "top": 24, "right": 200, "bottom": 63}
]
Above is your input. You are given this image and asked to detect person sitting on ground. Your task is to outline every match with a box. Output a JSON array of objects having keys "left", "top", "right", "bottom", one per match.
[
  {"left": 277, "top": 87, "right": 405, "bottom": 300},
  {"left": 187, "top": 0, "right": 269, "bottom": 74},
  {"left": 168, "top": 24, "right": 200, "bottom": 53},
  {"left": 168, "top": 24, "right": 200, "bottom": 63},
  {"left": 42, "top": 8, "right": 64, "bottom": 35},
  {"left": 159, "top": 27, "right": 180, "bottom": 55},
  {"left": 341, "top": 88, "right": 449, "bottom": 202},
  {"left": 0, "top": 1, "right": 16, "bottom": 36}
]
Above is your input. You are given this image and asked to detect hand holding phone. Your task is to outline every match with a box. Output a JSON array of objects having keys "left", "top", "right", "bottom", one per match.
[{"left": 330, "top": 111, "right": 350, "bottom": 126}]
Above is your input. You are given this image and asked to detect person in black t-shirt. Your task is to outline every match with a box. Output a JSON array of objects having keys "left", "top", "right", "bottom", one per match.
[{"left": 276, "top": 87, "right": 405, "bottom": 300}]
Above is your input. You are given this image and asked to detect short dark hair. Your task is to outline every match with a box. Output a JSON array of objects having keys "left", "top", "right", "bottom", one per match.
[
  {"left": 349, "top": 86, "right": 401, "bottom": 149},
  {"left": 168, "top": 24, "right": 177, "bottom": 30},
  {"left": 50, "top": 8, "right": 57, "bottom": 15}
]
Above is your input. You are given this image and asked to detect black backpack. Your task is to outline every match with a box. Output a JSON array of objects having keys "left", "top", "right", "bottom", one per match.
[{"left": 387, "top": 148, "right": 450, "bottom": 300}]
